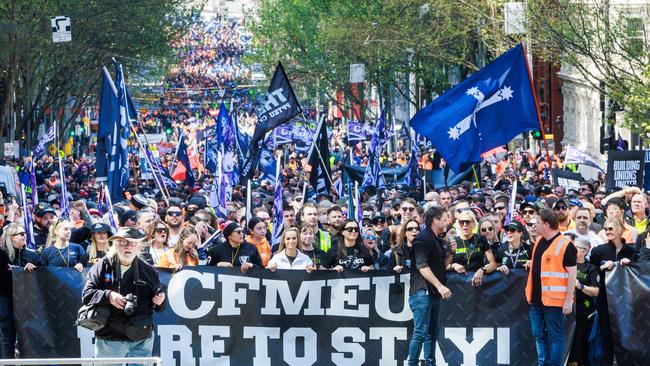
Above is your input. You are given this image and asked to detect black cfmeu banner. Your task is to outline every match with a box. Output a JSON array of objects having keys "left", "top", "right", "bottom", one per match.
[
  {"left": 240, "top": 62, "right": 302, "bottom": 182},
  {"left": 15, "top": 267, "right": 564, "bottom": 365},
  {"left": 605, "top": 262, "right": 650, "bottom": 365}
]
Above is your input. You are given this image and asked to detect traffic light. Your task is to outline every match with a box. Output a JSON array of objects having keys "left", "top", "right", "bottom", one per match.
[
  {"left": 69, "top": 129, "right": 75, "bottom": 137},
  {"left": 600, "top": 125, "right": 615, "bottom": 154},
  {"left": 164, "top": 126, "right": 173, "bottom": 135},
  {"left": 532, "top": 130, "right": 543, "bottom": 140}
]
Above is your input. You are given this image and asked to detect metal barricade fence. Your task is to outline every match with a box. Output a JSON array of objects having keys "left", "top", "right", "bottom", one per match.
[{"left": 0, "top": 357, "right": 162, "bottom": 365}]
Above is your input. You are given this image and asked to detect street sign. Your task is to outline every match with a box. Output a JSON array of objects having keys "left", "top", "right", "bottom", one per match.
[
  {"left": 48, "top": 144, "right": 57, "bottom": 156},
  {"left": 349, "top": 64, "right": 365, "bottom": 83},
  {"left": 504, "top": 2, "right": 526, "bottom": 35},
  {"left": 3, "top": 143, "right": 14, "bottom": 157},
  {"left": 51, "top": 16, "right": 72, "bottom": 43}
]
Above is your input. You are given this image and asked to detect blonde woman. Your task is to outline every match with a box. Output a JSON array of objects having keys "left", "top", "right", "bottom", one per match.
[
  {"left": 81, "top": 223, "right": 112, "bottom": 267},
  {"left": 141, "top": 219, "right": 170, "bottom": 265},
  {"left": 39, "top": 219, "right": 85, "bottom": 272},
  {"left": 157, "top": 226, "right": 199, "bottom": 271},
  {"left": 267, "top": 227, "right": 314, "bottom": 271},
  {"left": 446, "top": 210, "right": 497, "bottom": 286},
  {"left": 1, "top": 223, "right": 38, "bottom": 271}
]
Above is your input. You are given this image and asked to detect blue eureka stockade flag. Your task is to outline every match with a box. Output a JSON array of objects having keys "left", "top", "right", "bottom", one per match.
[{"left": 410, "top": 43, "right": 540, "bottom": 172}]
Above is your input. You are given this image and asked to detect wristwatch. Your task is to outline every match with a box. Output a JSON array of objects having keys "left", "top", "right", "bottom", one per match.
[{"left": 579, "top": 283, "right": 585, "bottom": 290}]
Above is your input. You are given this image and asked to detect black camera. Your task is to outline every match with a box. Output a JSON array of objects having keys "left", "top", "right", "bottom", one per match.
[{"left": 123, "top": 293, "right": 138, "bottom": 316}]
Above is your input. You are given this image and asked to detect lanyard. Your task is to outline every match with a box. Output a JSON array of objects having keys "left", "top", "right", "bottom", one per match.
[
  {"left": 459, "top": 236, "right": 477, "bottom": 264},
  {"left": 507, "top": 246, "right": 522, "bottom": 268},
  {"left": 56, "top": 246, "right": 70, "bottom": 267},
  {"left": 231, "top": 245, "right": 241, "bottom": 266}
]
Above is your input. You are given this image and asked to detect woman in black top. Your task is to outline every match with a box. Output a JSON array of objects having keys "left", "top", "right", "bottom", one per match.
[
  {"left": 571, "top": 239, "right": 600, "bottom": 366},
  {"left": 1, "top": 223, "right": 38, "bottom": 270},
  {"left": 589, "top": 218, "right": 635, "bottom": 366},
  {"left": 323, "top": 219, "right": 372, "bottom": 272},
  {"left": 447, "top": 210, "right": 497, "bottom": 286},
  {"left": 81, "top": 223, "right": 112, "bottom": 267},
  {"left": 362, "top": 228, "right": 389, "bottom": 270},
  {"left": 496, "top": 220, "right": 531, "bottom": 275},
  {"left": 0, "top": 223, "right": 38, "bottom": 359},
  {"left": 207, "top": 221, "right": 262, "bottom": 273},
  {"left": 390, "top": 219, "right": 419, "bottom": 273}
]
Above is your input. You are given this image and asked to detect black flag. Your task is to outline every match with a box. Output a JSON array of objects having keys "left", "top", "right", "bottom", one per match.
[
  {"left": 308, "top": 119, "right": 331, "bottom": 196},
  {"left": 240, "top": 63, "right": 302, "bottom": 182}
]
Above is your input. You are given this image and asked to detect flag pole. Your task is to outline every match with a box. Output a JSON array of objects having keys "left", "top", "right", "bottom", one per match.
[
  {"left": 472, "top": 165, "right": 481, "bottom": 188},
  {"left": 246, "top": 180, "right": 252, "bottom": 225},
  {"left": 128, "top": 121, "right": 170, "bottom": 200},
  {"left": 521, "top": 42, "right": 552, "bottom": 167},
  {"left": 301, "top": 113, "right": 333, "bottom": 185}
]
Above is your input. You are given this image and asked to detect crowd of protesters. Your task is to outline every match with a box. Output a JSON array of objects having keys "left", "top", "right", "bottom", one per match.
[
  {"left": 0, "top": 16, "right": 642, "bottom": 366},
  {"left": 0, "top": 145, "right": 648, "bottom": 366}
]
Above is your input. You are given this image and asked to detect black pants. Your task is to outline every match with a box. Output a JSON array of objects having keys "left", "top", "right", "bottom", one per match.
[{"left": 570, "top": 313, "right": 592, "bottom": 365}]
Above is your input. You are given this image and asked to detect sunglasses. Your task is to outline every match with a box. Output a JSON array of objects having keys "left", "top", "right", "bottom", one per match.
[
  {"left": 554, "top": 206, "right": 568, "bottom": 211},
  {"left": 494, "top": 206, "right": 506, "bottom": 211},
  {"left": 405, "top": 227, "right": 420, "bottom": 232},
  {"left": 522, "top": 209, "right": 536, "bottom": 215},
  {"left": 167, "top": 211, "right": 182, "bottom": 217},
  {"left": 11, "top": 232, "right": 26, "bottom": 237},
  {"left": 505, "top": 228, "right": 520, "bottom": 233},
  {"left": 344, "top": 227, "right": 359, "bottom": 233},
  {"left": 458, "top": 220, "right": 472, "bottom": 226},
  {"left": 364, "top": 235, "right": 377, "bottom": 240},
  {"left": 401, "top": 207, "right": 415, "bottom": 212},
  {"left": 604, "top": 227, "right": 615, "bottom": 232},
  {"left": 372, "top": 218, "right": 386, "bottom": 224},
  {"left": 480, "top": 227, "right": 493, "bottom": 232},
  {"left": 154, "top": 228, "right": 168, "bottom": 234}
]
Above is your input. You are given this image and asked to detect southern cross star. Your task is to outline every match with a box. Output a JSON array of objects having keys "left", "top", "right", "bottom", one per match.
[
  {"left": 499, "top": 86, "right": 514, "bottom": 101},
  {"left": 448, "top": 126, "right": 461, "bottom": 140}
]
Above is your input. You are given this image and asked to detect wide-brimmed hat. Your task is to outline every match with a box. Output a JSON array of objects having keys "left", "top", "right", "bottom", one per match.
[{"left": 108, "top": 227, "right": 147, "bottom": 242}]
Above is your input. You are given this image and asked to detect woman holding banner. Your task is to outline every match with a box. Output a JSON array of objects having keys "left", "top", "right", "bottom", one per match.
[
  {"left": 322, "top": 219, "right": 372, "bottom": 272},
  {"left": 391, "top": 219, "right": 420, "bottom": 273},
  {"left": 446, "top": 210, "right": 497, "bottom": 286},
  {"left": 589, "top": 218, "right": 636, "bottom": 366},
  {"left": 267, "top": 227, "right": 314, "bottom": 271}
]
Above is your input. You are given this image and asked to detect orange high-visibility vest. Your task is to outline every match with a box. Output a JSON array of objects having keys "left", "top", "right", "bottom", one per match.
[{"left": 526, "top": 235, "right": 573, "bottom": 307}]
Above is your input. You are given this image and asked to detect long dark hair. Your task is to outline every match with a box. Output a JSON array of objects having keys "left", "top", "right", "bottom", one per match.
[{"left": 336, "top": 219, "right": 366, "bottom": 259}]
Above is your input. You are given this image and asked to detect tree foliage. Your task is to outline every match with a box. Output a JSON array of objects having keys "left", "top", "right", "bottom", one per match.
[
  {"left": 0, "top": 0, "right": 197, "bottom": 148},
  {"left": 526, "top": 0, "right": 649, "bottom": 133},
  {"left": 249, "top": 0, "right": 518, "bottom": 120}
]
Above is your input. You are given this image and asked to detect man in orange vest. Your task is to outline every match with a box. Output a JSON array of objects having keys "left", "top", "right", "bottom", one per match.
[{"left": 526, "top": 208, "right": 577, "bottom": 366}]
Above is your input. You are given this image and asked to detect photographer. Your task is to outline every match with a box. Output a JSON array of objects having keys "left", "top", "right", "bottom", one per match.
[{"left": 81, "top": 227, "right": 166, "bottom": 364}]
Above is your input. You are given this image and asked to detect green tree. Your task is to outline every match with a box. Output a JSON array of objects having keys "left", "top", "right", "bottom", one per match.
[
  {"left": 526, "top": 0, "right": 649, "bottom": 133},
  {"left": 249, "top": 0, "right": 517, "bottom": 121},
  {"left": 0, "top": 0, "right": 198, "bottom": 150}
]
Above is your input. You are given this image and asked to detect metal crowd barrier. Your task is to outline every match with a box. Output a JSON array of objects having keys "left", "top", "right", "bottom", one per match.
[{"left": 0, "top": 357, "right": 162, "bottom": 365}]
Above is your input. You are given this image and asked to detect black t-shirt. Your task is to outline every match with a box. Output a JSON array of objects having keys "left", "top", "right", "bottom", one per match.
[
  {"left": 531, "top": 233, "right": 577, "bottom": 307},
  {"left": 302, "top": 248, "right": 326, "bottom": 267},
  {"left": 410, "top": 227, "right": 447, "bottom": 297},
  {"left": 497, "top": 242, "right": 531, "bottom": 269},
  {"left": 576, "top": 261, "right": 600, "bottom": 317},
  {"left": 322, "top": 243, "right": 372, "bottom": 270},
  {"left": 82, "top": 250, "right": 107, "bottom": 267},
  {"left": 452, "top": 234, "right": 491, "bottom": 271},
  {"left": 0, "top": 250, "right": 11, "bottom": 299},
  {"left": 207, "top": 242, "right": 262, "bottom": 267}
]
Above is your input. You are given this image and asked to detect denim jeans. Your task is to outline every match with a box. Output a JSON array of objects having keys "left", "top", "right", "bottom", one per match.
[
  {"left": 95, "top": 337, "right": 154, "bottom": 366},
  {"left": 0, "top": 296, "right": 15, "bottom": 359},
  {"left": 530, "top": 305, "right": 565, "bottom": 366},
  {"left": 407, "top": 289, "right": 441, "bottom": 366}
]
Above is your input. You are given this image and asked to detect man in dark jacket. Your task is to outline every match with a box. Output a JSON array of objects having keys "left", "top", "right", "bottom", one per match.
[{"left": 81, "top": 227, "right": 166, "bottom": 363}]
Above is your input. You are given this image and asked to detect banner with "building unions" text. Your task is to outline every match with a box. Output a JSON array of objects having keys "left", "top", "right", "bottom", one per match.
[{"left": 13, "top": 267, "right": 568, "bottom": 365}]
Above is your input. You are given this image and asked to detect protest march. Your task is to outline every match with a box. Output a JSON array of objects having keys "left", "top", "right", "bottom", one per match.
[{"left": 0, "top": 2, "right": 648, "bottom": 366}]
